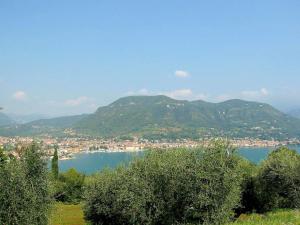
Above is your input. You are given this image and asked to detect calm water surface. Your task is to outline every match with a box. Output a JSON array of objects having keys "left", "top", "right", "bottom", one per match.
[{"left": 58, "top": 146, "right": 300, "bottom": 174}]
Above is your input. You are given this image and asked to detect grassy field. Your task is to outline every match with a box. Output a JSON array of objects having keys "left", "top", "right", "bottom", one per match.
[
  {"left": 50, "top": 203, "right": 300, "bottom": 225},
  {"left": 228, "top": 210, "right": 300, "bottom": 225},
  {"left": 49, "top": 203, "right": 86, "bottom": 225}
]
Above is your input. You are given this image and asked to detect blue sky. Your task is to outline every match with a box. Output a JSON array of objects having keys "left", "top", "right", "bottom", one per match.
[{"left": 1, "top": 0, "right": 300, "bottom": 116}]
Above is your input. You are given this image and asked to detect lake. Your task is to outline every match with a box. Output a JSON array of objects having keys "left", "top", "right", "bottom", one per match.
[{"left": 58, "top": 146, "right": 300, "bottom": 174}]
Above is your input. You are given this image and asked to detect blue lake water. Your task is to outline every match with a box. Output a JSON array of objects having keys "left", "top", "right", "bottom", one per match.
[{"left": 58, "top": 146, "right": 300, "bottom": 174}]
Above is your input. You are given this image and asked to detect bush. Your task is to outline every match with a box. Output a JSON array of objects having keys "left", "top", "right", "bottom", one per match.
[
  {"left": 235, "top": 158, "right": 259, "bottom": 215},
  {"left": 53, "top": 168, "right": 85, "bottom": 204},
  {"left": 84, "top": 141, "right": 243, "bottom": 225},
  {"left": 0, "top": 143, "right": 51, "bottom": 225},
  {"left": 255, "top": 147, "right": 300, "bottom": 212}
]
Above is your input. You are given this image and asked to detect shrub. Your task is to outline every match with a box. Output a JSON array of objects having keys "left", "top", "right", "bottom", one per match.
[
  {"left": 255, "top": 147, "right": 300, "bottom": 212},
  {"left": 0, "top": 143, "right": 51, "bottom": 225},
  {"left": 53, "top": 168, "right": 85, "bottom": 204},
  {"left": 84, "top": 141, "right": 243, "bottom": 225},
  {"left": 235, "top": 158, "right": 259, "bottom": 215}
]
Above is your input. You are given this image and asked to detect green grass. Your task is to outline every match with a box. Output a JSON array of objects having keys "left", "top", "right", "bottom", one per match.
[
  {"left": 228, "top": 210, "right": 300, "bottom": 225},
  {"left": 50, "top": 204, "right": 300, "bottom": 225},
  {"left": 49, "top": 203, "right": 86, "bottom": 225}
]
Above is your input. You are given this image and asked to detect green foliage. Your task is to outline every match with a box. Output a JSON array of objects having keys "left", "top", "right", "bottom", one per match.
[
  {"left": 52, "top": 146, "right": 59, "bottom": 179},
  {"left": 0, "top": 143, "right": 51, "bottom": 225},
  {"left": 236, "top": 159, "right": 260, "bottom": 215},
  {"left": 255, "top": 147, "right": 300, "bottom": 212},
  {"left": 227, "top": 209, "right": 300, "bottom": 225},
  {"left": 53, "top": 168, "right": 85, "bottom": 204},
  {"left": 84, "top": 141, "right": 243, "bottom": 225},
  {"left": 74, "top": 96, "right": 300, "bottom": 140},
  {"left": 0, "top": 146, "right": 8, "bottom": 165},
  {"left": 2, "top": 96, "right": 300, "bottom": 140}
]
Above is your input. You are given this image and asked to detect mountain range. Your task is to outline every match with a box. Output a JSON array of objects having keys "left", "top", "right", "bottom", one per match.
[{"left": 1, "top": 95, "right": 300, "bottom": 140}]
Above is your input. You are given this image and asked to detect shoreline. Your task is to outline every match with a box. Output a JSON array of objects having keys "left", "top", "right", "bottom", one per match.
[{"left": 58, "top": 144, "right": 300, "bottom": 161}]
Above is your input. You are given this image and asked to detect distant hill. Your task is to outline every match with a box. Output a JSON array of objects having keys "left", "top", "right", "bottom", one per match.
[
  {"left": 74, "top": 95, "right": 300, "bottom": 140},
  {"left": 0, "top": 114, "right": 88, "bottom": 137},
  {"left": 2, "top": 96, "right": 300, "bottom": 140},
  {"left": 28, "top": 114, "right": 89, "bottom": 128},
  {"left": 288, "top": 109, "right": 300, "bottom": 119},
  {"left": 0, "top": 112, "right": 15, "bottom": 126},
  {"left": 8, "top": 113, "right": 49, "bottom": 124}
]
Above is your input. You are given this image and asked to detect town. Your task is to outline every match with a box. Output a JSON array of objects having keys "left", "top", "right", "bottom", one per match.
[{"left": 1, "top": 136, "right": 299, "bottom": 160}]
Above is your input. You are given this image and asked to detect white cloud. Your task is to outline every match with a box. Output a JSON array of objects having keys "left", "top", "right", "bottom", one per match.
[
  {"left": 261, "top": 88, "right": 269, "bottom": 96},
  {"left": 126, "top": 88, "right": 150, "bottom": 96},
  {"left": 175, "top": 70, "right": 190, "bottom": 78},
  {"left": 137, "top": 88, "right": 149, "bottom": 95},
  {"left": 164, "top": 89, "right": 193, "bottom": 99},
  {"left": 195, "top": 93, "right": 209, "bottom": 101},
  {"left": 12, "top": 91, "right": 27, "bottom": 101},
  {"left": 241, "top": 88, "right": 269, "bottom": 99},
  {"left": 215, "top": 94, "right": 231, "bottom": 102},
  {"left": 126, "top": 88, "right": 209, "bottom": 101},
  {"left": 65, "top": 96, "right": 90, "bottom": 106}
]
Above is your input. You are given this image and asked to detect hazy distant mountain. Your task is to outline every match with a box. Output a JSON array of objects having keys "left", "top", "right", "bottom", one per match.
[
  {"left": 0, "top": 114, "right": 88, "bottom": 136},
  {"left": 2, "top": 95, "right": 300, "bottom": 140},
  {"left": 0, "top": 112, "right": 15, "bottom": 126},
  {"left": 28, "top": 114, "right": 89, "bottom": 128},
  {"left": 8, "top": 113, "right": 49, "bottom": 124},
  {"left": 288, "top": 109, "right": 300, "bottom": 119},
  {"left": 74, "top": 95, "right": 300, "bottom": 140}
]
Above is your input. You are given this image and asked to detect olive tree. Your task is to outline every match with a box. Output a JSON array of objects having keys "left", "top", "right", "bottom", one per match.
[
  {"left": 255, "top": 147, "right": 300, "bottom": 212},
  {"left": 0, "top": 143, "right": 51, "bottom": 225},
  {"left": 84, "top": 141, "right": 243, "bottom": 225}
]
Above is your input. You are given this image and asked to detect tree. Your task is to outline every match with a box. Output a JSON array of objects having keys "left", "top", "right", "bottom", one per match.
[
  {"left": 256, "top": 147, "right": 300, "bottom": 212},
  {"left": 84, "top": 141, "right": 243, "bottom": 225},
  {"left": 0, "top": 146, "right": 8, "bottom": 165},
  {"left": 53, "top": 168, "right": 85, "bottom": 203},
  {"left": 51, "top": 145, "right": 59, "bottom": 179},
  {"left": 0, "top": 143, "right": 51, "bottom": 225}
]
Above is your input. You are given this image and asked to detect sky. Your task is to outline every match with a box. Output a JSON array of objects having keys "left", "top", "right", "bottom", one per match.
[{"left": 1, "top": 0, "right": 300, "bottom": 116}]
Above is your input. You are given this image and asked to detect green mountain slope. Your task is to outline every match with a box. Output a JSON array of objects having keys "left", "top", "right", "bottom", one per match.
[
  {"left": 74, "top": 96, "right": 300, "bottom": 140},
  {"left": 2, "top": 96, "right": 300, "bottom": 140}
]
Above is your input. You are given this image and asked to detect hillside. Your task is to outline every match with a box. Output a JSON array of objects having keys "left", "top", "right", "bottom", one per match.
[
  {"left": 1, "top": 96, "right": 300, "bottom": 140},
  {"left": 74, "top": 95, "right": 300, "bottom": 140},
  {"left": 0, "top": 114, "right": 88, "bottom": 137},
  {"left": 288, "top": 108, "right": 300, "bottom": 119},
  {"left": 0, "top": 112, "right": 15, "bottom": 126}
]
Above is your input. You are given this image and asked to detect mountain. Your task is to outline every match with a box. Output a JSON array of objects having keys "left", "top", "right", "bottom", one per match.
[
  {"left": 0, "top": 112, "right": 15, "bottom": 126},
  {"left": 8, "top": 113, "right": 49, "bottom": 124},
  {"left": 74, "top": 95, "right": 300, "bottom": 140},
  {"left": 28, "top": 114, "right": 89, "bottom": 128},
  {"left": 288, "top": 109, "right": 300, "bottom": 119},
  {"left": 2, "top": 95, "right": 300, "bottom": 140},
  {"left": 0, "top": 114, "right": 88, "bottom": 137}
]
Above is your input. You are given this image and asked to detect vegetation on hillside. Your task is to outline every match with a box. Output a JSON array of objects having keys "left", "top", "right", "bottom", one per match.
[
  {"left": 2, "top": 96, "right": 300, "bottom": 140},
  {"left": 74, "top": 96, "right": 300, "bottom": 140}
]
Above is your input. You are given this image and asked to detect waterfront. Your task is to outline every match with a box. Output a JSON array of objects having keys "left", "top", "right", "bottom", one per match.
[{"left": 58, "top": 146, "right": 300, "bottom": 174}]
